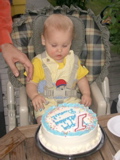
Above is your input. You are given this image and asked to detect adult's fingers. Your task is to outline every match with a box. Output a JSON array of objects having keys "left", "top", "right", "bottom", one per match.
[
  {"left": 6, "top": 59, "right": 19, "bottom": 77},
  {"left": 24, "top": 61, "right": 33, "bottom": 82}
]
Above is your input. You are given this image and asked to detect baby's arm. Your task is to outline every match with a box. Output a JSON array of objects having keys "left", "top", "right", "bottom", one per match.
[
  {"left": 77, "top": 77, "right": 92, "bottom": 106},
  {"left": 26, "top": 82, "right": 46, "bottom": 111}
]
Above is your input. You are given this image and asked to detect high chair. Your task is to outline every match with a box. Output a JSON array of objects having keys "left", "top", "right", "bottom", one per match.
[{"left": 7, "top": 5, "right": 111, "bottom": 131}]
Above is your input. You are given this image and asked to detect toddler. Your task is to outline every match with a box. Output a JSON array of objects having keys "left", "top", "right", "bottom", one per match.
[{"left": 26, "top": 14, "right": 92, "bottom": 124}]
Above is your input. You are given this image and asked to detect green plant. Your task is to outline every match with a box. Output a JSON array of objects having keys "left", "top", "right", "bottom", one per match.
[
  {"left": 49, "top": 0, "right": 120, "bottom": 53},
  {"left": 86, "top": 0, "right": 111, "bottom": 15},
  {"left": 102, "top": 0, "right": 120, "bottom": 53},
  {"left": 56, "top": 0, "right": 87, "bottom": 9}
]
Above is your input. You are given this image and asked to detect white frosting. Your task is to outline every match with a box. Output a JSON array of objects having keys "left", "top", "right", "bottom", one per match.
[
  {"left": 38, "top": 103, "right": 102, "bottom": 155},
  {"left": 38, "top": 125, "right": 102, "bottom": 155}
]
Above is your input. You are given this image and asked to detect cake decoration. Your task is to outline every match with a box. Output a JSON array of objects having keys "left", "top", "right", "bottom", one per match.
[
  {"left": 42, "top": 103, "right": 97, "bottom": 136},
  {"left": 75, "top": 113, "right": 87, "bottom": 131},
  {"left": 38, "top": 103, "right": 102, "bottom": 155}
]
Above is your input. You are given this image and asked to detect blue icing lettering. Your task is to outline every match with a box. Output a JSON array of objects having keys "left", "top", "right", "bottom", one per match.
[
  {"left": 42, "top": 103, "right": 97, "bottom": 136},
  {"left": 61, "top": 118, "right": 75, "bottom": 130},
  {"left": 53, "top": 115, "right": 76, "bottom": 130},
  {"left": 52, "top": 108, "right": 76, "bottom": 120}
]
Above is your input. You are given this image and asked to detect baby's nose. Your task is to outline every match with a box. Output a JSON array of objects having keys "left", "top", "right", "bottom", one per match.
[{"left": 58, "top": 48, "right": 62, "bottom": 52}]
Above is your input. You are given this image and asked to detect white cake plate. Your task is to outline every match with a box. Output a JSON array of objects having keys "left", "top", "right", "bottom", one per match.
[{"left": 35, "top": 125, "right": 105, "bottom": 160}]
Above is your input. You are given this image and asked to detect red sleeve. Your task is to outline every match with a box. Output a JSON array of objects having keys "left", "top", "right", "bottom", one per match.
[{"left": 0, "top": 0, "right": 13, "bottom": 45}]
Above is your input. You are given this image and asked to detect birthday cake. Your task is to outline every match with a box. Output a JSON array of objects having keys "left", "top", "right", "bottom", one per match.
[{"left": 38, "top": 103, "right": 102, "bottom": 155}]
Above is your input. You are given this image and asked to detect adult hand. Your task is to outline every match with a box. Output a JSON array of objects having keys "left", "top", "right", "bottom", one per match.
[{"left": 1, "top": 43, "right": 33, "bottom": 81}]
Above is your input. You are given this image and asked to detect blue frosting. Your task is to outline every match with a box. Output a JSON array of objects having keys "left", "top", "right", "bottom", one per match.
[{"left": 42, "top": 103, "right": 97, "bottom": 136}]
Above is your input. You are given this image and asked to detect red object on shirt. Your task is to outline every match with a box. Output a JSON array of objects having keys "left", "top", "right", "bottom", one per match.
[
  {"left": 0, "top": 0, "right": 13, "bottom": 46},
  {"left": 56, "top": 79, "right": 67, "bottom": 87}
]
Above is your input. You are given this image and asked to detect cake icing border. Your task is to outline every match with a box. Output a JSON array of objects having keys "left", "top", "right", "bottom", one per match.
[{"left": 38, "top": 125, "right": 102, "bottom": 155}]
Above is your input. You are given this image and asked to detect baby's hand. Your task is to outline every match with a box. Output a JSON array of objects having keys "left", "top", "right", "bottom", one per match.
[
  {"left": 32, "top": 94, "right": 46, "bottom": 111},
  {"left": 81, "top": 94, "right": 92, "bottom": 107}
]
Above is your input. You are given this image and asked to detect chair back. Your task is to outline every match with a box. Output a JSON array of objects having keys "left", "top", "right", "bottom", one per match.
[{"left": 9, "top": 5, "right": 111, "bottom": 87}]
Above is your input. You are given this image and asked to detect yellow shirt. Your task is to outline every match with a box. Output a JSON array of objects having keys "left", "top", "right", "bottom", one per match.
[{"left": 31, "top": 51, "right": 88, "bottom": 83}]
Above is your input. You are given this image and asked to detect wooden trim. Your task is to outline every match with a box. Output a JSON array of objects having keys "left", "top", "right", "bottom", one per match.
[
  {"left": 98, "top": 113, "right": 120, "bottom": 127},
  {"left": 0, "top": 113, "right": 120, "bottom": 160},
  {"left": 17, "top": 124, "right": 39, "bottom": 138},
  {"left": 0, "top": 128, "right": 26, "bottom": 159}
]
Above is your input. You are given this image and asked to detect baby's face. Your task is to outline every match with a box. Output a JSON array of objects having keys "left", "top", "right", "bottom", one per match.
[{"left": 42, "top": 29, "right": 72, "bottom": 62}]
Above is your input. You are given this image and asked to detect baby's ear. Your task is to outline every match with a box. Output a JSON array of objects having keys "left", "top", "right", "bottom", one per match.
[{"left": 41, "top": 35, "right": 45, "bottom": 45}]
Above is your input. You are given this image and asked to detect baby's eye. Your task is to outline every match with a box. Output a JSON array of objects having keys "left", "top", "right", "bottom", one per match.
[
  {"left": 51, "top": 44, "right": 57, "bottom": 47},
  {"left": 62, "top": 45, "right": 67, "bottom": 48}
]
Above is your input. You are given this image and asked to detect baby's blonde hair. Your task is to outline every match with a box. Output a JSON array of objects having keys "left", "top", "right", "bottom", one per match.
[{"left": 43, "top": 14, "right": 74, "bottom": 39}]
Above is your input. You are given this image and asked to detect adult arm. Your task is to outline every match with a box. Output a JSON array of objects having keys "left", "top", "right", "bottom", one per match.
[
  {"left": 0, "top": 0, "right": 33, "bottom": 81},
  {"left": 0, "top": 0, "right": 12, "bottom": 45}
]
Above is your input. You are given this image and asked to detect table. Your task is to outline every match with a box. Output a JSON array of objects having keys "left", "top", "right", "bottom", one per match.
[{"left": 0, "top": 113, "right": 120, "bottom": 160}]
